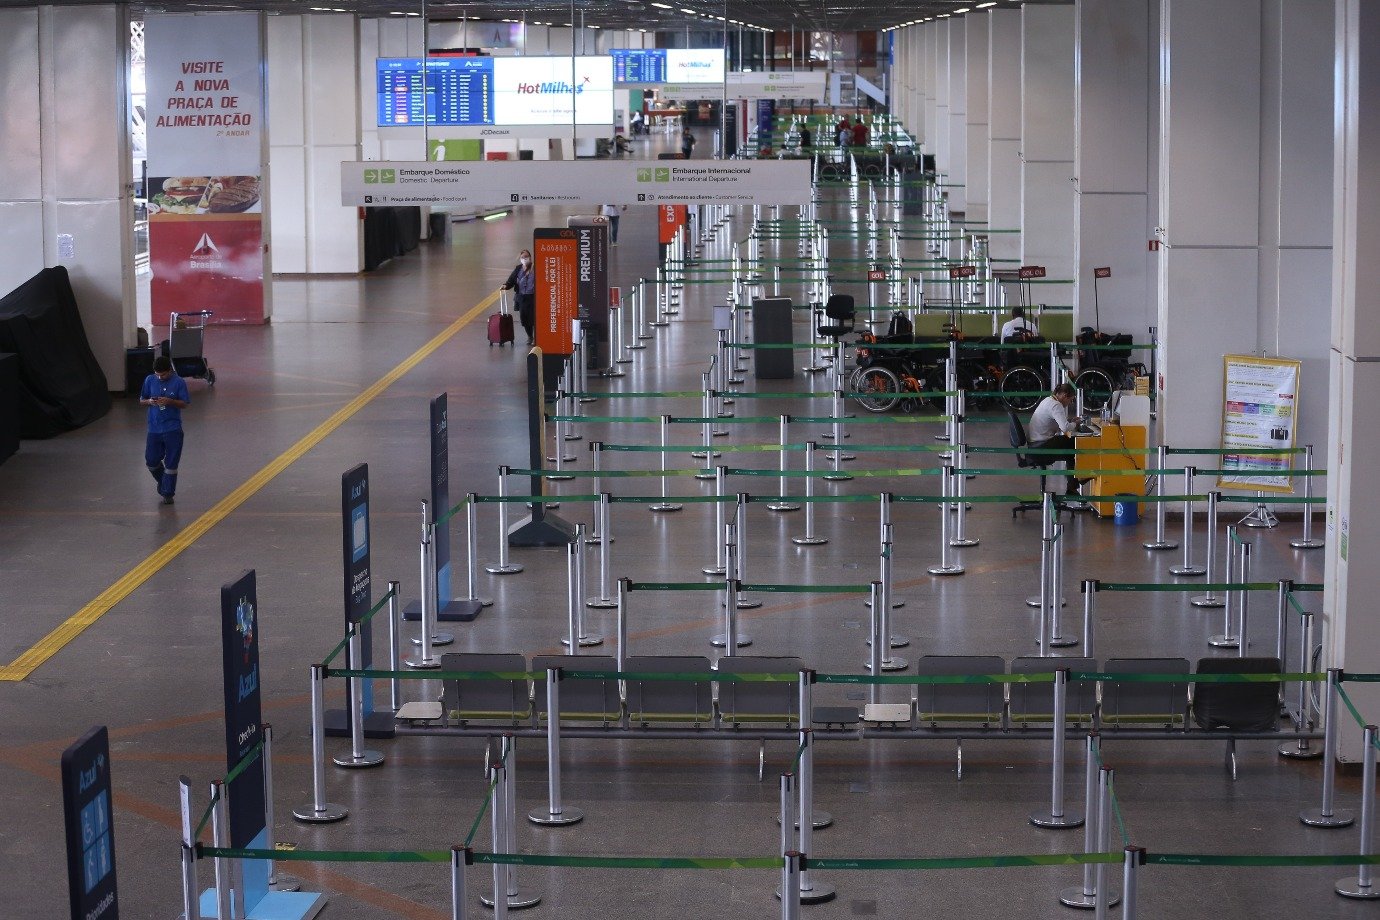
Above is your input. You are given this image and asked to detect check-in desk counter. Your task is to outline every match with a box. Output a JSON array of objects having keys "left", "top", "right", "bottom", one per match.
[{"left": 1074, "top": 423, "right": 1148, "bottom": 517}]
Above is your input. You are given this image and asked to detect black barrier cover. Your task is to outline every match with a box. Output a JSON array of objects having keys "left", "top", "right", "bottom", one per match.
[
  {"left": 334, "top": 464, "right": 376, "bottom": 734},
  {"left": 568, "top": 218, "right": 610, "bottom": 367},
  {"left": 429, "top": 394, "right": 451, "bottom": 600},
  {"left": 61, "top": 726, "right": 119, "bottom": 920},
  {"left": 220, "top": 570, "right": 265, "bottom": 848},
  {"left": 510, "top": 350, "right": 575, "bottom": 546}
]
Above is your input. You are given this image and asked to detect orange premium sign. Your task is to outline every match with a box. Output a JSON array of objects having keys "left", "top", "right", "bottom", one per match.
[{"left": 533, "top": 229, "right": 579, "bottom": 356}]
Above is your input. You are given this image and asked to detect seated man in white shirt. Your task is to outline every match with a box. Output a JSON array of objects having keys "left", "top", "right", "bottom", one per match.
[
  {"left": 1028, "top": 382, "right": 1091, "bottom": 496},
  {"left": 1000, "top": 306, "right": 1039, "bottom": 342}
]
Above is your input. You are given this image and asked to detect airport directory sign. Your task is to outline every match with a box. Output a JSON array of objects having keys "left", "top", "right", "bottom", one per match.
[
  {"left": 376, "top": 55, "right": 613, "bottom": 128},
  {"left": 610, "top": 48, "right": 725, "bottom": 85}
]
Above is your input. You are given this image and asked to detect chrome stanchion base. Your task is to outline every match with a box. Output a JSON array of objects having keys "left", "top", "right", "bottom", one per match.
[
  {"left": 1026, "top": 596, "right": 1067, "bottom": 608},
  {"left": 1029, "top": 809, "right": 1084, "bottom": 829},
  {"left": 690, "top": 450, "right": 722, "bottom": 460},
  {"left": 865, "top": 656, "right": 910, "bottom": 671},
  {"left": 616, "top": 355, "right": 634, "bottom": 363},
  {"left": 822, "top": 472, "right": 853, "bottom": 482},
  {"left": 544, "top": 472, "right": 575, "bottom": 482},
  {"left": 560, "top": 634, "right": 605, "bottom": 648},
  {"left": 1336, "top": 878, "right": 1380, "bottom": 900},
  {"left": 1059, "top": 886, "right": 1119, "bottom": 909},
  {"left": 333, "top": 749, "right": 385, "bottom": 769},
  {"left": 269, "top": 873, "right": 302, "bottom": 893},
  {"left": 1142, "top": 539, "right": 1178, "bottom": 550},
  {"left": 949, "top": 537, "right": 980, "bottom": 548},
  {"left": 928, "top": 563, "right": 965, "bottom": 576},
  {"left": 1291, "top": 538, "right": 1325, "bottom": 549},
  {"left": 781, "top": 882, "right": 836, "bottom": 905},
  {"left": 546, "top": 452, "right": 577, "bottom": 461},
  {"left": 1048, "top": 636, "right": 1080, "bottom": 649},
  {"left": 736, "top": 597, "right": 763, "bottom": 610},
  {"left": 866, "top": 635, "right": 910, "bottom": 648},
  {"left": 485, "top": 563, "right": 525, "bottom": 575},
  {"left": 710, "top": 633, "right": 754, "bottom": 648},
  {"left": 648, "top": 503, "right": 684, "bottom": 512},
  {"left": 403, "top": 653, "right": 441, "bottom": 670},
  {"left": 1278, "top": 742, "right": 1323, "bottom": 761},
  {"left": 767, "top": 501, "right": 802, "bottom": 512},
  {"left": 1300, "top": 807, "right": 1354, "bottom": 827},
  {"left": 649, "top": 319, "right": 670, "bottom": 327},
  {"left": 693, "top": 471, "right": 717, "bottom": 481},
  {"left": 479, "top": 889, "right": 542, "bottom": 909},
  {"left": 1169, "top": 564, "right": 1207, "bottom": 576},
  {"left": 1207, "top": 634, "right": 1241, "bottom": 649},
  {"left": 586, "top": 596, "right": 618, "bottom": 610},
  {"left": 778, "top": 811, "right": 833, "bottom": 829},
  {"left": 864, "top": 599, "right": 906, "bottom": 610},
  {"left": 528, "top": 806, "right": 584, "bottom": 827},
  {"left": 792, "top": 535, "right": 829, "bottom": 546},
  {"left": 702, "top": 563, "right": 727, "bottom": 576},
  {"left": 411, "top": 631, "right": 454, "bottom": 646},
  {"left": 1190, "top": 593, "right": 1225, "bottom": 608},
  {"left": 291, "top": 803, "right": 347, "bottom": 823}
]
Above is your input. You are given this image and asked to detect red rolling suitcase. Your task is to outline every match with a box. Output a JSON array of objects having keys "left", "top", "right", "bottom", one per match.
[{"left": 488, "top": 291, "right": 515, "bottom": 347}]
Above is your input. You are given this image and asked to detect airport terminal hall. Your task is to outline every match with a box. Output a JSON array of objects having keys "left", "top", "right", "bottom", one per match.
[{"left": 4, "top": 1, "right": 1380, "bottom": 918}]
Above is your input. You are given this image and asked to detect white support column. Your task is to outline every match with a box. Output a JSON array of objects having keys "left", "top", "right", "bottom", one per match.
[
  {"left": 1258, "top": 0, "right": 1334, "bottom": 455},
  {"left": 1021, "top": 4, "right": 1076, "bottom": 283},
  {"left": 964, "top": 14, "right": 990, "bottom": 223},
  {"left": 0, "top": 4, "right": 135, "bottom": 388},
  {"left": 987, "top": 9, "right": 1022, "bottom": 259},
  {"left": 1156, "top": 0, "right": 1262, "bottom": 448},
  {"left": 1326, "top": 0, "right": 1380, "bottom": 762},
  {"left": 946, "top": 18, "right": 967, "bottom": 213},
  {"left": 269, "top": 13, "right": 363, "bottom": 274},
  {"left": 934, "top": 21, "right": 951, "bottom": 177},
  {"left": 1074, "top": 0, "right": 1153, "bottom": 335}
]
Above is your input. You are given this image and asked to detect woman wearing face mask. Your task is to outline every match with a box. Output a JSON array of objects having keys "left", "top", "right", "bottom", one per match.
[{"left": 503, "top": 249, "right": 537, "bottom": 343}]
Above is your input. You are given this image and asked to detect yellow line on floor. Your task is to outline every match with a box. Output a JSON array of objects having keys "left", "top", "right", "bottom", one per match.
[{"left": 0, "top": 292, "right": 498, "bottom": 682}]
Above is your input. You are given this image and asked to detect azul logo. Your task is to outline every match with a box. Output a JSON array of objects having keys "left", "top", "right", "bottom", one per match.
[
  {"left": 236, "top": 596, "right": 255, "bottom": 664},
  {"left": 363, "top": 168, "right": 396, "bottom": 184}
]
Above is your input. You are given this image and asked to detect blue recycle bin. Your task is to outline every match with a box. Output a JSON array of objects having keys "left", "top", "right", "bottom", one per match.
[{"left": 1113, "top": 495, "right": 1140, "bottom": 526}]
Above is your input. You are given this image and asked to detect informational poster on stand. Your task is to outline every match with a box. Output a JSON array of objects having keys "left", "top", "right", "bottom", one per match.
[
  {"left": 219, "top": 570, "right": 264, "bottom": 847},
  {"left": 61, "top": 727, "right": 118, "bottom": 920},
  {"left": 533, "top": 229, "right": 580, "bottom": 357},
  {"left": 341, "top": 159, "right": 811, "bottom": 207},
  {"left": 1218, "top": 354, "right": 1301, "bottom": 492},
  {"left": 145, "top": 12, "right": 267, "bottom": 325}
]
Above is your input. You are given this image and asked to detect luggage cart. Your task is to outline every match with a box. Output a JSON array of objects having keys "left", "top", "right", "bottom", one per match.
[{"left": 161, "top": 310, "right": 216, "bottom": 385}]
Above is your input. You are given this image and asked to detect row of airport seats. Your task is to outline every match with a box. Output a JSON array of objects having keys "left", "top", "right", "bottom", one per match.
[{"left": 420, "top": 653, "right": 1284, "bottom": 737}]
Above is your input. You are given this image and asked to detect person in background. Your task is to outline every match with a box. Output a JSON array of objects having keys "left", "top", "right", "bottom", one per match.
[
  {"left": 681, "top": 127, "right": 697, "bottom": 159},
  {"left": 601, "top": 203, "right": 625, "bottom": 245},
  {"left": 502, "top": 248, "right": 537, "bottom": 343},
  {"left": 139, "top": 355, "right": 190, "bottom": 506},
  {"left": 852, "top": 118, "right": 869, "bottom": 148},
  {"left": 1028, "top": 382, "right": 1091, "bottom": 496},
  {"left": 798, "top": 123, "right": 812, "bottom": 151},
  {"left": 837, "top": 117, "right": 852, "bottom": 148},
  {"left": 630, "top": 109, "right": 645, "bottom": 136},
  {"left": 1000, "top": 305, "right": 1040, "bottom": 342}
]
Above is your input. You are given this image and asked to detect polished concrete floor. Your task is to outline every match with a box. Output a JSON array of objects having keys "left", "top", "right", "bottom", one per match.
[{"left": 0, "top": 130, "right": 1365, "bottom": 920}]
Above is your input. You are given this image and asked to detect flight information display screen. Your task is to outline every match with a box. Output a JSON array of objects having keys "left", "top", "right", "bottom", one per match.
[
  {"left": 610, "top": 49, "right": 725, "bottom": 85},
  {"left": 376, "top": 57, "right": 494, "bottom": 126}
]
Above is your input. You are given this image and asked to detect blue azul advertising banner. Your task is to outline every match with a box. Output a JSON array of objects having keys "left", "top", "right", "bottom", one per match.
[{"left": 62, "top": 726, "right": 119, "bottom": 920}]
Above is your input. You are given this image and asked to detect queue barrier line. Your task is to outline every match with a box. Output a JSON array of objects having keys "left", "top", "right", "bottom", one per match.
[
  {"left": 1332, "top": 685, "right": 1380, "bottom": 753},
  {"left": 1146, "top": 853, "right": 1380, "bottom": 868},
  {"left": 1096, "top": 582, "right": 1318, "bottom": 594},
  {"left": 601, "top": 443, "right": 811, "bottom": 453},
  {"left": 811, "top": 853, "right": 1122, "bottom": 871},
  {"left": 1166, "top": 446, "right": 1303, "bottom": 455},
  {"left": 321, "top": 585, "right": 398, "bottom": 667}
]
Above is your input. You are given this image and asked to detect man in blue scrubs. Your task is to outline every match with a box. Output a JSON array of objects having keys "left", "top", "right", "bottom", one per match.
[{"left": 139, "top": 355, "right": 190, "bottom": 506}]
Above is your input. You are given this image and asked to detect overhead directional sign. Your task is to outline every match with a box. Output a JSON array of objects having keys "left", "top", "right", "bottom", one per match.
[{"left": 342, "top": 159, "right": 812, "bottom": 207}]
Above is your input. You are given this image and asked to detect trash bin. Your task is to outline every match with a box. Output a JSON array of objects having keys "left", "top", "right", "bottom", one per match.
[{"left": 1113, "top": 495, "right": 1139, "bottom": 526}]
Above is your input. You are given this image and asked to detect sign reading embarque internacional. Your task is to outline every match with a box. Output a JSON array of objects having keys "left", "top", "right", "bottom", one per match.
[{"left": 341, "top": 159, "right": 811, "bottom": 207}]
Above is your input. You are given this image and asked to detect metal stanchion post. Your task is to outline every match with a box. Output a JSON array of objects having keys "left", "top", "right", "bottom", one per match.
[
  {"left": 734, "top": 493, "right": 761, "bottom": 610},
  {"left": 1236, "top": 540, "right": 1252, "bottom": 657},
  {"left": 866, "top": 581, "right": 884, "bottom": 685},
  {"left": 775, "top": 772, "right": 796, "bottom": 901},
  {"left": 461, "top": 498, "right": 493, "bottom": 607},
  {"left": 822, "top": 390, "right": 852, "bottom": 480},
  {"left": 386, "top": 583, "right": 402, "bottom": 711},
  {"left": 634, "top": 280, "right": 652, "bottom": 343},
  {"left": 260, "top": 724, "right": 301, "bottom": 892},
  {"left": 649, "top": 415, "right": 682, "bottom": 512},
  {"left": 1336, "top": 725, "right": 1380, "bottom": 899},
  {"left": 792, "top": 444, "right": 827, "bottom": 546},
  {"left": 1094, "top": 767, "right": 1118, "bottom": 918},
  {"left": 1274, "top": 579, "right": 1294, "bottom": 694},
  {"left": 768, "top": 415, "right": 800, "bottom": 512},
  {"left": 1031, "top": 670, "right": 1083, "bottom": 828},
  {"left": 795, "top": 728, "right": 836, "bottom": 903},
  {"left": 1192, "top": 492, "right": 1225, "bottom": 606},
  {"left": 293, "top": 665, "right": 347, "bottom": 822},
  {"left": 693, "top": 373, "right": 720, "bottom": 475},
  {"left": 412, "top": 516, "right": 454, "bottom": 649},
  {"left": 483, "top": 737, "right": 540, "bottom": 910},
  {"left": 178, "top": 777, "right": 198, "bottom": 920},
  {"left": 452, "top": 846, "right": 469, "bottom": 920},
  {"left": 587, "top": 493, "right": 616, "bottom": 609},
  {"left": 928, "top": 468, "right": 965, "bottom": 575},
  {"left": 335, "top": 628, "right": 385, "bottom": 768},
  {"left": 209, "top": 781, "right": 234, "bottom": 920},
  {"left": 1169, "top": 467, "right": 1206, "bottom": 575},
  {"left": 1282, "top": 610, "right": 1322, "bottom": 759},
  {"left": 1082, "top": 580, "right": 1099, "bottom": 657},
  {"left": 704, "top": 467, "right": 727, "bottom": 576},
  {"left": 1292, "top": 445, "right": 1324, "bottom": 548},
  {"left": 615, "top": 577, "right": 630, "bottom": 673},
  {"left": 1060, "top": 732, "right": 1108, "bottom": 908},
  {"left": 1143, "top": 446, "right": 1178, "bottom": 550},
  {"left": 1048, "top": 525, "right": 1077, "bottom": 648},
  {"left": 485, "top": 470, "right": 524, "bottom": 575},
  {"left": 1122, "top": 847, "right": 1144, "bottom": 920},
  {"left": 1302, "top": 669, "right": 1355, "bottom": 826},
  {"left": 530, "top": 667, "right": 583, "bottom": 826}
]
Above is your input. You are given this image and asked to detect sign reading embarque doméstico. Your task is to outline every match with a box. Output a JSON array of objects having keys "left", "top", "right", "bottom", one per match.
[{"left": 340, "top": 160, "right": 811, "bottom": 207}]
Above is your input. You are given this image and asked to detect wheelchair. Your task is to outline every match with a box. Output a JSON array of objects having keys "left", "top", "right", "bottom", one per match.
[{"left": 1072, "top": 328, "right": 1145, "bottom": 411}]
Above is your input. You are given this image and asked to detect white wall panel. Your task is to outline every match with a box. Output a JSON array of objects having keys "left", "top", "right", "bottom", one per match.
[
  {"left": 308, "top": 146, "right": 361, "bottom": 273},
  {"left": 269, "top": 148, "right": 307, "bottom": 273},
  {"left": 1020, "top": 160, "right": 1075, "bottom": 278},
  {"left": 0, "top": 10, "right": 42, "bottom": 201},
  {"left": 0, "top": 202, "right": 46, "bottom": 295},
  {"left": 269, "top": 16, "right": 306, "bottom": 147},
  {"left": 1021, "top": 5, "right": 1074, "bottom": 163},
  {"left": 988, "top": 139, "right": 1022, "bottom": 260},
  {"left": 56, "top": 199, "right": 128, "bottom": 380},
  {"left": 987, "top": 11, "right": 1021, "bottom": 139},
  {"left": 1276, "top": 0, "right": 1334, "bottom": 248},
  {"left": 1274, "top": 248, "right": 1332, "bottom": 454},
  {"left": 51, "top": 6, "right": 126, "bottom": 200},
  {"left": 308, "top": 16, "right": 360, "bottom": 148},
  {"left": 1074, "top": 194, "right": 1151, "bottom": 334}
]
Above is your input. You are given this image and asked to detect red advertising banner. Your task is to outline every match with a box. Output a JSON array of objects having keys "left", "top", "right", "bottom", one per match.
[
  {"left": 145, "top": 13, "right": 266, "bottom": 326},
  {"left": 149, "top": 211, "right": 264, "bottom": 324},
  {"left": 534, "top": 229, "right": 580, "bottom": 356},
  {"left": 658, "top": 204, "right": 687, "bottom": 245}
]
